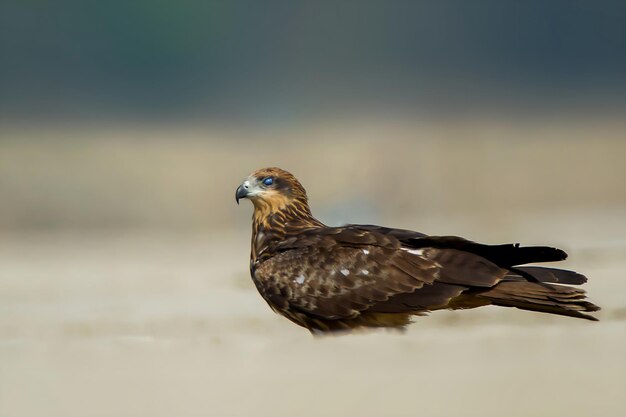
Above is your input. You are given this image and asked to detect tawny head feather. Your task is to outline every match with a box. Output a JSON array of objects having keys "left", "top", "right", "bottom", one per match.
[{"left": 236, "top": 167, "right": 311, "bottom": 220}]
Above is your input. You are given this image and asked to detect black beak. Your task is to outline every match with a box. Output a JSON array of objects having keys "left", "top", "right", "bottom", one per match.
[{"left": 235, "top": 184, "right": 248, "bottom": 204}]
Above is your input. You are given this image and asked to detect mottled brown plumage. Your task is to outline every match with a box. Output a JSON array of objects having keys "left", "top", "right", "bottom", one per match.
[{"left": 236, "top": 167, "right": 600, "bottom": 334}]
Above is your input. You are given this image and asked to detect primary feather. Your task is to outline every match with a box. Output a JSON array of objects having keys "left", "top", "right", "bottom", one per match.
[{"left": 236, "top": 167, "right": 600, "bottom": 334}]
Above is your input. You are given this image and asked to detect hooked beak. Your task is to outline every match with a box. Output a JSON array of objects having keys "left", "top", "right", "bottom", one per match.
[{"left": 235, "top": 183, "right": 249, "bottom": 205}]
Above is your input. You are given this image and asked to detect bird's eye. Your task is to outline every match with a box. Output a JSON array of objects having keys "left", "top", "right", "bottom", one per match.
[{"left": 262, "top": 177, "right": 274, "bottom": 186}]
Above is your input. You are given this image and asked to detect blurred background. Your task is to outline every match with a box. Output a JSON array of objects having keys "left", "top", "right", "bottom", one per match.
[{"left": 1, "top": 2, "right": 625, "bottom": 417}]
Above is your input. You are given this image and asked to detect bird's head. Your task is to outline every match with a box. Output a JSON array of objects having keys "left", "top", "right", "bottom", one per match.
[{"left": 236, "top": 167, "right": 310, "bottom": 215}]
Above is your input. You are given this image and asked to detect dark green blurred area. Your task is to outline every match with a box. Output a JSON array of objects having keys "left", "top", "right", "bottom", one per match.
[
  {"left": 1, "top": 1, "right": 625, "bottom": 122},
  {"left": 1, "top": 1, "right": 625, "bottom": 232}
]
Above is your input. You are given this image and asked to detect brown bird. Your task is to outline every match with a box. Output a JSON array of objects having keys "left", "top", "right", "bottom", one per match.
[{"left": 236, "top": 167, "right": 600, "bottom": 334}]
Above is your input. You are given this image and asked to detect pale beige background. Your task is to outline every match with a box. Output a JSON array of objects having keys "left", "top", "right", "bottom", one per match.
[{"left": 1, "top": 117, "right": 625, "bottom": 417}]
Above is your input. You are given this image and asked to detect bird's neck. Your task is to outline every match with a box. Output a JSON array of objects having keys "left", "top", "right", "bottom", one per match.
[{"left": 250, "top": 200, "right": 324, "bottom": 269}]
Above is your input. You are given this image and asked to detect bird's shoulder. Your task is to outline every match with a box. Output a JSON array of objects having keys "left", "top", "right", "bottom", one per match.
[{"left": 269, "top": 223, "right": 483, "bottom": 255}]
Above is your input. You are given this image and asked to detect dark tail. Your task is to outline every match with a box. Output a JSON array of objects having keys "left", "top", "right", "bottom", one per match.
[
  {"left": 463, "top": 243, "right": 599, "bottom": 320},
  {"left": 479, "top": 281, "right": 600, "bottom": 321},
  {"left": 407, "top": 237, "right": 600, "bottom": 320},
  {"left": 407, "top": 238, "right": 569, "bottom": 268}
]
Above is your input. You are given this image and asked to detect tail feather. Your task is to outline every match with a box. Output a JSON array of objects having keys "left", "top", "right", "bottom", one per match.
[
  {"left": 407, "top": 238, "right": 568, "bottom": 268},
  {"left": 479, "top": 281, "right": 600, "bottom": 321},
  {"left": 507, "top": 266, "right": 588, "bottom": 285},
  {"left": 483, "top": 244, "right": 568, "bottom": 267}
]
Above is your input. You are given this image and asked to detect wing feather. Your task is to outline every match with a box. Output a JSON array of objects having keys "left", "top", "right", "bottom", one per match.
[{"left": 254, "top": 226, "right": 510, "bottom": 321}]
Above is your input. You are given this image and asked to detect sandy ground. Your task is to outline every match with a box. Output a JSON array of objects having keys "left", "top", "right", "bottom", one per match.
[
  {"left": 1, "top": 228, "right": 625, "bottom": 417},
  {"left": 1, "top": 120, "right": 625, "bottom": 416}
]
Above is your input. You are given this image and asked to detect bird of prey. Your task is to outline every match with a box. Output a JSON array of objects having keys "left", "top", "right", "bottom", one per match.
[{"left": 236, "top": 167, "right": 599, "bottom": 334}]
